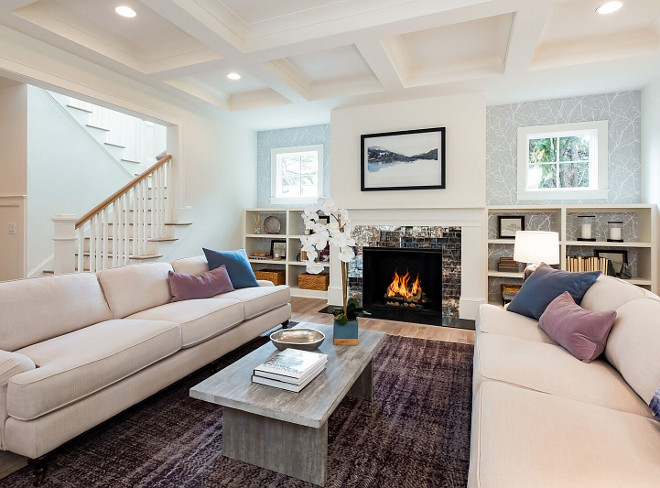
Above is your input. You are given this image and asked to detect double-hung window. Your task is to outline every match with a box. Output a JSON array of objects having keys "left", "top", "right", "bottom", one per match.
[
  {"left": 517, "top": 121, "right": 608, "bottom": 200},
  {"left": 271, "top": 145, "right": 323, "bottom": 204}
]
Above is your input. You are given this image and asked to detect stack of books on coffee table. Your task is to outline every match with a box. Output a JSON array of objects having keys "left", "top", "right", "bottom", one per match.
[{"left": 252, "top": 348, "right": 328, "bottom": 393}]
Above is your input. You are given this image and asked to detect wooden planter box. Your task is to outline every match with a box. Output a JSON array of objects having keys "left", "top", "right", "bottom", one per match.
[
  {"left": 254, "top": 269, "right": 286, "bottom": 286},
  {"left": 298, "top": 272, "right": 329, "bottom": 291}
]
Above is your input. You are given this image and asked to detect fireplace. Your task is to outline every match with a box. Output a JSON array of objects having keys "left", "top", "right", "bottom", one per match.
[{"left": 362, "top": 247, "right": 443, "bottom": 321}]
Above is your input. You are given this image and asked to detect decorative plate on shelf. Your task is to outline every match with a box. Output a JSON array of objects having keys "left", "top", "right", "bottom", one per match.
[{"left": 263, "top": 215, "right": 281, "bottom": 234}]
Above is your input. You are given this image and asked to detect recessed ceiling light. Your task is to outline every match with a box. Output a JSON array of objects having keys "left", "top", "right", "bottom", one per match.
[
  {"left": 115, "top": 6, "right": 137, "bottom": 18},
  {"left": 227, "top": 72, "right": 241, "bottom": 81},
  {"left": 596, "top": 1, "right": 623, "bottom": 15}
]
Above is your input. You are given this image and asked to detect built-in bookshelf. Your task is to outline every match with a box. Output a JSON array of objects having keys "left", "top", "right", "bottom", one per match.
[
  {"left": 487, "top": 204, "right": 657, "bottom": 305},
  {"left": 244, "top": 209, "right": 330, "bottom": 299}
]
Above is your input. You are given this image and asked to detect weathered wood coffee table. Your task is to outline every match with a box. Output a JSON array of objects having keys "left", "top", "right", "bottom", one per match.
[{"left": 190, "top": 322, "right": 387, "bottom": 486}]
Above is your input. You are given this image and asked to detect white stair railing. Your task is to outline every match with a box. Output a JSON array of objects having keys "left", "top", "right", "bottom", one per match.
[{"left": 52, "top": 155, "right": 172, "bottom": 274}]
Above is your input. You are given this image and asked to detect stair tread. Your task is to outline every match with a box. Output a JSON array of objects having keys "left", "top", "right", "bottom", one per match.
[
  {"left": 66, "top": 104, "right": 92, "bottom": 113},
  {"left": 122, "top": 158, "right": 142, "bottom": 164},
  {"left": 86, "top": 124, "right": 110, "bottom": 131},
  {"left": 165, "top": 222, "right": 192, "bottom": 226},
  {"left": 83, "top": 236, "right": 178, "bottom": 242},
  {"left": 77, "top": 252, "right": 163, "bottom": 259},
  {"left": 104, "top": 142, "right": 126, "bottom": 148}
]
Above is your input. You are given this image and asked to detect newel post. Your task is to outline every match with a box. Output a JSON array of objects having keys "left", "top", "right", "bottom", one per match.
[{"left": 52, "top": 214, "right": 77, "bottom": 275}]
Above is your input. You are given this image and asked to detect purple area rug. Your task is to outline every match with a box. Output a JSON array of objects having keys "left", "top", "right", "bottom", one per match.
[{"left": 4, "top": 335, "right": 473, "bottom": 488}]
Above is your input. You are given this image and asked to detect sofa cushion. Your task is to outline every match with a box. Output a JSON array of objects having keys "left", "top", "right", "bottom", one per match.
[
  {"left": 97, "top": 262, "right": 173, "bottom": 318},
  {"left": 167, "top": 266, "right": 234, "bottom": 302},
  {"left": 538, "top": 291, "right": 617, "bottom": 363},
  {"left": 171, "top": 255, "right": 209, "bottom": 275},
  {"left": 476, "top": 304, "right": 553, "bottom": 344},
  {"left": 474, "top": 333, "right": 650, "bottom": 417},
  {"left": 507, "top": 263, "right": 600, "bottom": 319},
  {"left": 581, "top": 275, "right": 647, "bottom": 312},
  {"left": 605, "top": 297, "right": 660, "bottom": 404},
  {"left": 128, "top": 298, "right": 244, "bottom": 348},
  {"left": 468, "top": 382, "right": 660, "bottom": 488},
  {"left": 203, "top": 248, "right": 259, "bottom": 289},
  {"left": 0, "top": 273, "right": 112, "bottom": 351},
  {"left": 218, "top": 285, "right": 290, "bottom": 320},
  {"left": 9, "top": 319, "right": 180, "bottom": 420}
]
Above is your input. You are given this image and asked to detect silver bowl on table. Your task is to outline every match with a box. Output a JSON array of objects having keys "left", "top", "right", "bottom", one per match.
[{"left": 270, "top": 328, "right": 325, "bottom": 351}]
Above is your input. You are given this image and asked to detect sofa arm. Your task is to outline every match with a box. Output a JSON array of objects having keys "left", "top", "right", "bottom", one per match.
[
  {"left": 257, "top": 280, "right": 275, "bottom": 287},
  {"left": 0, "top": 350, "right": 35, "bottom": 385}
]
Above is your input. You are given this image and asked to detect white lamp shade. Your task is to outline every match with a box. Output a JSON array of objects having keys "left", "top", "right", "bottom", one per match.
[{"left": 513, "top": 231, "right": 560, "bottom": 265}]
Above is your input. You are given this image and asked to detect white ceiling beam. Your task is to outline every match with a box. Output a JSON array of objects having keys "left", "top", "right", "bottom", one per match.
[
  {"left": 503, "top": 1, "right": 557, "bottom": 74},
  {"left": 0, "top": 1, "right": 38, "bottom": 14},
  {"left": 354, "top": 39, "right": 404, "bottom": 91}
]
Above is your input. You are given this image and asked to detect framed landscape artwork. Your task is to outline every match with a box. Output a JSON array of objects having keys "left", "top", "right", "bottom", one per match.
[
  {"left": 361, "top": 127, "right": 446, "bottom": 191},
  {"left": 497, "top": 216, "right": 525, "bottom": 238}
]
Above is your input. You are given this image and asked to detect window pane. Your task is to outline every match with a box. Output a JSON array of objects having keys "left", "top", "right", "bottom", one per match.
[
  {"left": 559, "top": 136, "right": 590, "bottom": 162},
  {"left": 529, "top": 138, "right": 556, "bottom": 163},
  {"left": 559, "top": 162, "right": 589, "bottom": 188},
  {"left": 274, "top": 149, "right": 320, "bottom": 199},
  {"left": 528, "top": 163, "right": 557, "bottom": 189}
]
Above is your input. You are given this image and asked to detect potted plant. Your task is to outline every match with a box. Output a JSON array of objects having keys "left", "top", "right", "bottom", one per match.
[{"left": 301, "top": 199, "right": 361, "bottom": 345}]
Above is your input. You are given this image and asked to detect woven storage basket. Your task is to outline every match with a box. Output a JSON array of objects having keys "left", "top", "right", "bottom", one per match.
[
  {"left": 298, "top": 272, "right": 330, "bottom": 290},
  {"left": 254, "top": 269, "right": 285, "bottom": 286}
]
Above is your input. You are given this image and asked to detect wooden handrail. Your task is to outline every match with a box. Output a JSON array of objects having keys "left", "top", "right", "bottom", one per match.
[{"left": 76, "top": 155, "right": 172, "bottom": 229}]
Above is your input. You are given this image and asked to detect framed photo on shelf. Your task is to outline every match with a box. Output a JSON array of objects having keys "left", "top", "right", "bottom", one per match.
[
  {"left": 270, "top": 239, "right": 286, "bottom": 260},
  {"left": 594, "top": 249, "right": 628, "bottom": 277},
  {"left": 361, "top": 127, "right": 446, "bottom": 191},
  {"left": 497, "top": 216, "right": 525, "bottom": 239}
]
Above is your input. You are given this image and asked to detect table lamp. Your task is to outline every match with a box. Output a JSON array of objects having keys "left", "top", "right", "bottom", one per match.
[{"left": 513, "top": 231, "right": 560, "bottom": 279}]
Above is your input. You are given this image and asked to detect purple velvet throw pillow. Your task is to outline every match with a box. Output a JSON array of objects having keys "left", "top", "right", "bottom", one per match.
[
  {"left": 538, "top": 291, "right": 616, "bottom": 363},
  {"left": 167, "top": 266, "right": 234, "bottom": 302}
]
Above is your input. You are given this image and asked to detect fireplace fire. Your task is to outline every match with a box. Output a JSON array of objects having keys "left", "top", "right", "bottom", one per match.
[{"left": 384, "top": 269, "right": 429, "bottom": 309}]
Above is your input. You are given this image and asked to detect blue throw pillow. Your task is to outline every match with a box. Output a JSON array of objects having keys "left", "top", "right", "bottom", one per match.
[
  {"left": 507, "top": 263, "right": 600, "bottom": 320},
  {"left": 202, "top": 248, "right": 259, "bottom": 289}
]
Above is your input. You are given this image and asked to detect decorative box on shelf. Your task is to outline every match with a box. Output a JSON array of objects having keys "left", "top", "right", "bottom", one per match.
[
  {"left": 254, "top": 269, "right": 286, "bottom": 286},
  {"left": 298, "top": 272, "right": 330, "bottom": 291}
]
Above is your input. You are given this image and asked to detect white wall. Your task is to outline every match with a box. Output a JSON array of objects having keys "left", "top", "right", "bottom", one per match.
[
  {"left": 0, "top": 25, "right": 256, "bottom": 268},
  {"left": 641, "top": 77, "right": 660, "bottom": 292},
  {"left": 327, "top": 93, "right": 488, "bottom": 318},
  {"left": 330, "top": 92, "right": 486, "bottom": 208},
  {"left": 0, "top": 84, "right": 27, "bottom": 280},
  {"left": 26, "top": 86, "right": 132, "bottom": 274}
]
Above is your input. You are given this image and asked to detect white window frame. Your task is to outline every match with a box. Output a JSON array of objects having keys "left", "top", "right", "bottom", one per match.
[
  {"left": 517, "top": 121, "right": 609, "bottom": 201},
  {"left": 270, "top": 144, "right": 324, "bottom": 204}
]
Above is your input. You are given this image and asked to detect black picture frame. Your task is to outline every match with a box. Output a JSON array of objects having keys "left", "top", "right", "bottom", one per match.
[
  {"left": 361, "top": 127, "right": 446, "bottom": 191},
  {"left": 594, "top": 249, "right": 628, "bottom": 277},
  {"left": 270, "top": 239, "right": 286, "bottom": 259},
  {"left": 497, "top": 216, "right": 525, "bottom": 239}
]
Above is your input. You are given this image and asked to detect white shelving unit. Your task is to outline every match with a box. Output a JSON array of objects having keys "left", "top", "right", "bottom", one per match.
[
  {"left": 244, "top": 209, "right": 330, "bottom": 299},
  {"left": 487, "top": 204, "right": 658, "bottom": 304}
]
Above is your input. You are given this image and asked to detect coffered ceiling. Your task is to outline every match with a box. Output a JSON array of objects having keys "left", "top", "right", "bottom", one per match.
[{"left": 0, "top": 0, "right": 659, "bottom": 128}]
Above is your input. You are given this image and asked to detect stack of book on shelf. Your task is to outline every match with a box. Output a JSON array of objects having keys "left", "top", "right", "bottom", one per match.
[
  {"left": 566, "top": 256, "right": 609, "bottom": 273},
  {"left": 498, "top": 256, "right": 520, "bottom": 273},
  {"left": 252, "top": 348, "right": 328, "bottom": 393}
]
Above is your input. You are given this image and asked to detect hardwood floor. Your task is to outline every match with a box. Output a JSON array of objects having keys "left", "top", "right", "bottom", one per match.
[{"left": 291, "top": 297, "right": 475, "bottom": 345}]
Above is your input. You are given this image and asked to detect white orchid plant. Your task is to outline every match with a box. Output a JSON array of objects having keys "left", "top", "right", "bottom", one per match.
[{"left": 301, "top": 199, "right": 359, "bottom": 320}]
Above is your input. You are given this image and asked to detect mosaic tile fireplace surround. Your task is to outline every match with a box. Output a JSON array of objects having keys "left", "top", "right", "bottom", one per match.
[{"left": 349, "top": 225, "right": 462, "bottom": 319}]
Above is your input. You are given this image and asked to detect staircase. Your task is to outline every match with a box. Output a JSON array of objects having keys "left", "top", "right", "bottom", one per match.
[
  {"left": 48, "top": 92, "right": 166, "bottom": 177},
  {"left": 48, "top": 155, "right": 192, "bottom": 274}
]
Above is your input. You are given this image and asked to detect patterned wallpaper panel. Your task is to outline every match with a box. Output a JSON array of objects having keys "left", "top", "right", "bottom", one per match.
[
  {"left": 256, "top": 124, "right": 330, "bottom": 208},
  {"left": 487, "top": 91, "right": 641, "bottom": 205}
]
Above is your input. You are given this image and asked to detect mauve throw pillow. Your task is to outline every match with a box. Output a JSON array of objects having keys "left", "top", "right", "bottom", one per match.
[
  {"left": 507, "top": 263, "right": 600, "bottom": 320},
  {"left": 167, "top": 266, "right": 234, "bottom": 302},
  {"left": 203, "top": 248, "right": 259, "bottom": 289},
  {"left": 539, "top": 291, "right": 616, "bottom": 363}
]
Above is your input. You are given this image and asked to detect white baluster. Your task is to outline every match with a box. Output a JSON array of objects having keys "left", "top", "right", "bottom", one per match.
[
  {"left": 102, "top": 207, "right": 109, "bottom": 270},
  {"left": 141, "top": 179, "right": 148, "bottom": 255},
  {"left": 77, "top": 226, "right": 84, "bottom": 273},
  {"left": 123, "top": 193, "right": 130, "bottom": 264},
  {"left": 132, "top": 186, "right": 138, "bottom": 258},
  {"left": 89, "top": 215, "right": 96, "bottom": 273},
  {"left": 151, "top": 170, "right": 158, "bottom": 239},
  {"left": 95, "top": 214, "right": 101, "bottom": 272},
  {"left": 112, "top": 201, "right": 119, "bottom": 268}
]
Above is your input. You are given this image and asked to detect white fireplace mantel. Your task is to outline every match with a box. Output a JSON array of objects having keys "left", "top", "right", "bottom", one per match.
[{"left": 329, "top": 207, "right": 488, "bottom": 320}]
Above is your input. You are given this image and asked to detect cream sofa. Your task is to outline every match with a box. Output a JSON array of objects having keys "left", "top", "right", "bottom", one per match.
[
  {"left": 0, "top": 255, "right": 290, "bottom": 475},
  {"left": 468, "top": 276, "right": 660, "bottom": 487}
]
